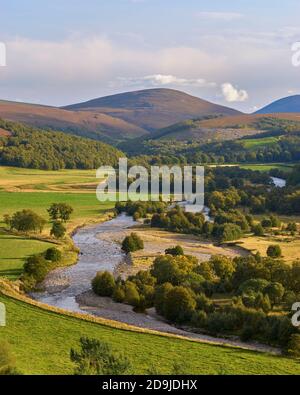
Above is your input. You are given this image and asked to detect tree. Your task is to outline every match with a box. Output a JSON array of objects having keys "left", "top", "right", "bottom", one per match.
[
  {"left": 252, "top": 224, "right": 264, "bottom": 236},
  {"left": 264, "top": 282, "right": 285, "bottom": 305},
  {"left": 165, "top": 245, "right": 184, "bottom": 256},
  {"left": 45, "top": 247, "right": 62, "bottom": 262},
  {"left": 164, "top": 286, "right": 196, "bottom": 323},
  {"left": 48, "top": 203, "right": 73, "bottom": 222},
  {"left": 267, "top": 245, "right": 282, "bottom": 258},
  {"left": 10, "top": 209, "right": 46, "bottom": 233},
  {"left": 92, "top": 271, "right": 116, "bottom": 297},
  {"left": 50, "top": 221, "right": 66, "bottom": 239},
  {"left": 121, "top": 233, "right": 144, "bottom": 253},
  {"left": 287, "top": 334, "right": 300, "bottom": 358},
  {"left": 23, "top": 254, "right": 48, "bottom": 283},
  {"left": 70, "top": 337, "right": 131, "bottom": 375}
]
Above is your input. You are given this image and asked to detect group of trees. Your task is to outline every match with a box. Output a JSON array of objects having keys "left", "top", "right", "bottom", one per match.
[
  {"left": 3, "top": 202, "right": 73, "bottom": 239},
  {"left": 91, "top": 249, "right": 300, "bottom": 350},
  {"left": 22, "top": 247, "right": 62, "bottom": 290},
  {"left": 0, "top": 119, "right": 123, "bottom": 170}
]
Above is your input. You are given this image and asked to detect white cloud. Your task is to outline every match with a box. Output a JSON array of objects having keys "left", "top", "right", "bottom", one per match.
[
  {"left": 221, "top": 83, "right": 248, "bottom": 102},
  {"left": 115, "top": 74, "right": 217, "bottom": 88},
  {"left": 196, "top": 12, "right": 244, "bottom": 21}
]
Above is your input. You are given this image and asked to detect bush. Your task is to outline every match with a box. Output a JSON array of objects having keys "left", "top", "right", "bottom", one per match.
[
  {"left": 10, "top": 209, "right": 46, "bottom": 233},
  {"left": 112, "top": 286, "right": 126, "bottom": 303},
  {"left": 267, "top": 245, "right": 282, "bottom": 258},
  {"left": 163, "top": 286, "right": 196, "bottom": 323},
  {"left": 50, "top": 221, "right": 66, "bottom": 239},
  {"left": 165, "top": 245, "right": 184, "bottom": 256},
  {"left": 23, "top": 254, "right": 48, "bottom": 283},
  {"left": 70, "top": 337, "right": 131, "bottom": 375},
  {"left": 92, "top": 271, "right": 116, "bottom": 297},
  {"left": 44, "top": 247, "right": 62, "bottom": 262},
  {"left": 252, "top": 224, "right": 264, "bottom": 236},
  {"left": 287, "top": 334, "right": 300, "bottom": 358},
  {"left": 122, "top": 233, "right": 144, "bottom": 253}
]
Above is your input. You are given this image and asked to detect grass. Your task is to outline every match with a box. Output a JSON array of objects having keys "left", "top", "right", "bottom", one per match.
[
  {"left": 241, "top": 137, "right": 280, "bottom": 150},
  {"left": 0, "top": 166, "right": 99, "bottom": 193},
  {"left": 238, "top": 163, "right": 295, "bottom": 173},
  {"left": 1, "top": 294, "right": 300, "bottom": 375},
  {"left": 237, "top": 235, "right": 300, "bottom": 264},
  {"left": 0, "top": 232, "right": 52, "bottom": 280},
  {"left": 0, "top": 191, "right": 114, "bottom": 232}
]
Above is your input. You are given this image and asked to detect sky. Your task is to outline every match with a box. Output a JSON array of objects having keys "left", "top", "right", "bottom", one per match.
[{"left": 0, "top": 0, "right": 300, "bottom": 112}]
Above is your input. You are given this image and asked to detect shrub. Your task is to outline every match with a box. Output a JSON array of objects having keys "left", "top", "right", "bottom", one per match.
[
  {"left": 267, "top": 245, "right": 282, "bottom": 258},
  {"left": 50, "top": 221, "right": 66, "bottom": 239},
  {"left": 70, "top": 337, "right": 131, "bottom": 375},
  {"left": 92, "top": 271, "right": 116, "bottom": 297},
  {"left": 23, "top": 254, "right": 48, "bottom": 283},
  {"left": 121, "top": 233, "right": 144, "bottom": 253},
  {"left": 124, "top": 281, "right": 140, "bottom": 307},
  {"left": 44, "top": 247, "right": 62, "bottom": 262},
  {"left": 165, "top": 245, "right": 184, "bottom": 256},
  {"left": 10, "top": 209, "right": 46, "bottom": 233},
  {"left": 252, "top": 224, "right": 264, "bottom": 236},
  {"left": 112, "top": 286, "right": 126, "bottom": 303},
  {"left": 287, "top": 334, "right": 300, "bottom": 358},
  {"left": 163, "top": 286, "right": 196, "bottom": 323}
]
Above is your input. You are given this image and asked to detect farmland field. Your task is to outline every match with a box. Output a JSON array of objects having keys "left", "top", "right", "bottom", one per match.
[
  {"left": 241, "top": 136, "right": 280, "bottom": 150},
  {"left": 1, "top": 293, "right": 300, "bottom": 375},
  {"left": 0, "top": 232, "right": 52, "bottom": 280}
]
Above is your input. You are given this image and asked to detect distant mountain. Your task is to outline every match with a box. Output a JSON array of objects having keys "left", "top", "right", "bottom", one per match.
[
  {"left": 0, "top": 100, "right": 147, "bottom": 144},
  {"left": 256, "top": 95, "right": 300, "bottom": 114},
  {"left": 63, "top": 88, "right": 241, "bottom": 131}
]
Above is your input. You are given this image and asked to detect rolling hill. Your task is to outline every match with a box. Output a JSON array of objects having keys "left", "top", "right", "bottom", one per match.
[
  {"left": 63, "top": 88, "right": 242, "bottom": 131},
  {"left": 256, "top": 95, "right": 300, "bottom": 114},
  {"left": 0, "top": 100, "right": 147, "bottom": 144}
]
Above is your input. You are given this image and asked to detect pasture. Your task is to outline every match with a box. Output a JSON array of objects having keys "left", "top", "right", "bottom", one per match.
[{"left": 1, "top": 293, "right": 300, "bottom": 375}]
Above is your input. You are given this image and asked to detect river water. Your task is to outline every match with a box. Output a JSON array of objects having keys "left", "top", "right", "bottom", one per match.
[
  {"left": 271, "top": 177, "right": 286, "bottom": 188},
  {"left": 32, "top": 214, "right": 136, "bottom": 312}
]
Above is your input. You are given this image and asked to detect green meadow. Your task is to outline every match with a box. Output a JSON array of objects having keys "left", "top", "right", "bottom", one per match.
[
  {"left": 241, "top": 136, "right": 280, "bottom": 150},
  {"left": 1, "top": 294, "right": 300, "bottom": 375}
]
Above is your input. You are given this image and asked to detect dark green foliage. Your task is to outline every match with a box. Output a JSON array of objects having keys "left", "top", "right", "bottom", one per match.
[
  {"left": 267, "top": 245, "right": 282, "bottom": 258},
  {"left": 165, "top": 245, "right": 184, "bottom": 256},
  {"left": 252, "top": 224, "right": 265, "bottom": 236},
  {"left": 121, "top": 233, "right": 144, "bottom": 253},
  {"left": 92, "top": 271, "right": 116, "bottom": 297},
  {"left": 50, "top": 221, "right": 66, "bottom": 239},
  {"left": 70, "top": 337, "right": 131, "bottom": 375},
  {"left": 44, "top": 247, "right": 62, "bottom": 262},
  {"left": 287, "top": 334, "right": 300, "bottom": 357},
  {"left": 48, "top": 203, "right": 73, "bottom": 222},
  {"left": 163, "top": 286, "right": 197, "bottom": 323},
  {"left": 0, "top": 120, "right": 123, "bottom": 170},
  {"left": 10, "top": 209, "right": 46, "bottom": 233},
  {"left": 24, "top": 255, "right": 49, "bottom": 282}
]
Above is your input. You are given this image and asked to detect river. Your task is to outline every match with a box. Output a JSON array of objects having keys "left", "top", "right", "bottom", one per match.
[
  {"left": 32, "top": 214, "right": 136, "bottom": 312},
  {"left": 271, "top": 177, "right": 286, "bottom": 188}
]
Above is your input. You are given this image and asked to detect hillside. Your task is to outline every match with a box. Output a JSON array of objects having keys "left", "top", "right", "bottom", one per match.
[
  {"left": 63, "top": 88, "right": 241, "bottom": 131},
  {"left": 0, "top": 100, "right": 147, "bottom": 144},
  {"left": 0, "top": 120, "right": 123, "bottom": 170},
  {"left": 1, "top": 293, "right": 300, "bottom": 375},
  {"left": 256, "top": 95, "right": 300, "bottom": 114}
]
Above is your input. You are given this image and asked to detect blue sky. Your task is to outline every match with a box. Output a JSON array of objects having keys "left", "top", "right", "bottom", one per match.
[{"left": 0, "top": 0, "right": 300, "bottom": 111}]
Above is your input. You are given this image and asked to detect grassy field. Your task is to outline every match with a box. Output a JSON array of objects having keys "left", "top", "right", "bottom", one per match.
[
  {"left": 237, "top": 235, "right": 300, "bottom": 264},
  {"left": 238, "top": 163, "right": 295, "bottom": 173},
  {"left": 1, "top": 293, "right": 300, "bottom": 375},
  {"left": 0, "top": 166, "right": 99, "bottom": 193},
  {"left": 241, "top": 137, "right": 280, "bottom": 150},
  {"left": 0, "top": 232, "right": 52, "bottom": 280},
  {"left": 0, "top": 191, "right": 114, "bottom": 230}
]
